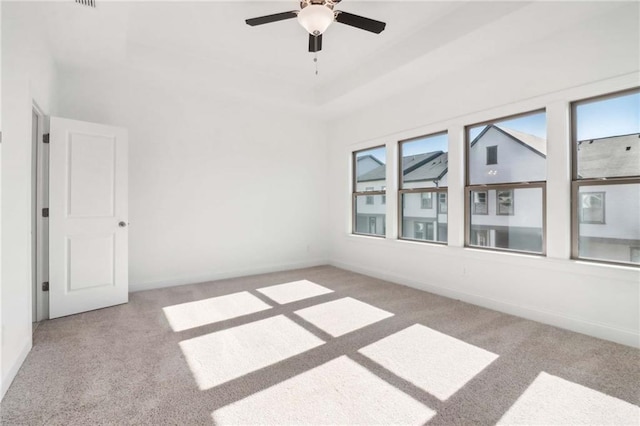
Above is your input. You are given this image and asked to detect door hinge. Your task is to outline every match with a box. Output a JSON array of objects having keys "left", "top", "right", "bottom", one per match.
[
  {"left": 42, "top": 282, "right": 49, "bottom": 292},
  {"left": 42, "top": 208, "right": 49, "bottom": 218},
  {"left": 43, "top": 133, "right": 50, "bottom": 144}
]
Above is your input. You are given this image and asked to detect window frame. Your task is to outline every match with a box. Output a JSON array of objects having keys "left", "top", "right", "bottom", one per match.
[
  {"left": 352, "top": 146, "right": 386, "bottom": 238},
  {"left": 464, "top": 109, "right": 547, "bottom": 255},
  {"left": 570, "top": 88, "right": 640, "bottom": 266},
  {"left": 398, "top": 131, "right": 448, "bottom": 245}
]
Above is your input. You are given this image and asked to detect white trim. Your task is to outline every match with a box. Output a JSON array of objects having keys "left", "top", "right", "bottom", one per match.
[
  {"left": 130, "top": 259, "right": 329, "bottom": 293},
  {"left": 32, "top": 103, "right": 48, "bottom": 322},
  {"left": 0, "top": 339, "right": 32, "bottom": 400},
  {"left": 329, "top": 258, "right": 639, "bottom": 348}
]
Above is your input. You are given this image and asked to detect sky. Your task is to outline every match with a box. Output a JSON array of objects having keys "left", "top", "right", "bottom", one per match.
[
  {"left": 356, "top": 91, "right": 639, "bottom": 163},
  {"left": 575, "top": 91, "right": 640, "bottom": 141}
]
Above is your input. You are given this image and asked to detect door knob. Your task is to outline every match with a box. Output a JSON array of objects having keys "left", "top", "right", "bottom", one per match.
[{"left": 118, "top": 221, "right": 128, "bottom": 228}]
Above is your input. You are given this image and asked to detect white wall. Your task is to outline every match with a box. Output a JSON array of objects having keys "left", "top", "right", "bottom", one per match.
[
  {"left": 327, "top": 5, "right": 640, "bottom": 347},
  {"left": 55, "top": 66, "right": 329, "bottom": 292},
  {"left": 0, "top": 0, "right": 4, "bottom": 397},
  {"left": 1, "top": 3, "right": 58, "bottom": 398}
]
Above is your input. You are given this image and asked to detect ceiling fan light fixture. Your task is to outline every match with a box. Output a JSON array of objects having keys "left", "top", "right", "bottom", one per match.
[{"left": 297, "top": 5, "right": 334, "bottom": 35}]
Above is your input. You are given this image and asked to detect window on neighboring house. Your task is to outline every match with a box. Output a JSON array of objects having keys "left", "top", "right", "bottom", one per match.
[
  {"left": 366, "top": 187, "right": 374, "bottom": 205},
  {"left": 466, "top": 110, "right": 546, "bottom": 254},
  {"left": 486, "top": 145, "right": 498, "bottom": 165},
  {"left": 472, "top": 191, "right": 488, "bottom": 214},
  {"left": 579, "top": 192, "right": 604, "bottom": 224},
  {"left": 368, "top": 217, "right": 377, "bottom": 234},
  {"left": 473, "top": 229, "right": 489, "bottom": 246},
  {"left": 381, "top": 186, "right": 386, "bottom": 204},
  {"left": 496, "top": 190, "right": 514, "bottom": 215},
  {"left": 572, "top": 89, "right": 639, "bottom": 265},
  {"left": 398, "top": 132, "right": 448, "bottom": 243},
  {"left": 421, "top": 192, "right": 433, "bottom": 209},
  {"left": 438, "top": 193, "right": 447, "bottom": 213},
  {"left": 353, "top": 146, "right": 386, "bottom": 237},
  {"left": 414, "top": 222, "right": 434, "bottom": 240}
]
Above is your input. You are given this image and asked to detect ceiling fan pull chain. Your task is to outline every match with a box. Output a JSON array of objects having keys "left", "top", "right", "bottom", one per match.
[{"left": 314, "top": 53, "right": 319, "bottom": 76}]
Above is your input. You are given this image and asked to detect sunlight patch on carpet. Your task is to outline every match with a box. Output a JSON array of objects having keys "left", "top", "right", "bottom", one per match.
[
  {"left": 162, "top": 291, "right": 272, "bottom": 332},
  {"left": 212, "top": 356, "right": 435, "bottom": 425},
  {"left": 359, "top": 324, "right": 498, "bottom": 401},
  {"left": 179, "top": 315, "right": 324, "bottom": 390},
  {"left": 294, "top": 297, "right": 394, "bottom": 337},
  {"left": 498, "top": 372, "right": 640, "bottom": 425},
  {"left": 256, "top": 280, "right": 333, "bottom": 304}
]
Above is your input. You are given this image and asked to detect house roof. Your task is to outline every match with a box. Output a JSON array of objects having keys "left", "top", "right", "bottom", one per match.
[
  {"left": 357, "top": 164, "right": 386, "bottom": 181},
  {"left": 404, "top": 152, "right": 448, "bottom": 182},
  {"left": 357, "top": 151, "right": 442, "bottom": 182},
  {"left": 497, "top": 126, "right": 547, "bottom": 156},
  {"left": 578, "top": 133, "right": 640, "bottom": 178}
]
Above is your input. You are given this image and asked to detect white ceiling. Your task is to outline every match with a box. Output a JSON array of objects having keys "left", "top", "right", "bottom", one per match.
[{"left": 34, "top": 1, "right": 637, "bottom": 117}]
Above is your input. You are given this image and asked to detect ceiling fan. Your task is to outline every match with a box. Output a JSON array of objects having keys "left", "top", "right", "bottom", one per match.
[{"left": 245, "top": 0, "right": 386, "bottom": 53}]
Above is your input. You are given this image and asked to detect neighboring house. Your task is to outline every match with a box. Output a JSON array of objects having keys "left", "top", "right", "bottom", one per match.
[
  {"left": 576, "top": 133, "right": 640, "bottom": 263},
  {"left": 356, "top": 150, "right": 448, "bottom": 238},
  {"left": 354, "top": 154, "right": 391, "bottom": 235},
  {"left": 466, "top": 125, "right": 547, "bottom": 252},
  {"left": 355, "top": 127, "right": 640, "bottom": 262},
  {"left": 356, "top": 154, "right": 384, "bottom": 176}
]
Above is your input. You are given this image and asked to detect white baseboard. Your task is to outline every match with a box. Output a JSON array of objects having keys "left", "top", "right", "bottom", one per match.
[
  {"left": 130, "top": 258, "right": 330, "bottom": 293},
  {"left": 329, "top": 259, "right": 640, "bottom": 349},
  {"left": 1, "top": 338, "right": 32, "bottom": 401}
]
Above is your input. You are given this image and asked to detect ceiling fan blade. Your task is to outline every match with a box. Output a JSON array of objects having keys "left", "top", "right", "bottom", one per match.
[
  {"left": 309, "top": 34, "right": 323, "bottom": 53},
  {"left": 245, "top": 11, "right": 297, "bottom": 26},
  {"left": 335, "top": 11, "right": 386, "bottom": 34}
]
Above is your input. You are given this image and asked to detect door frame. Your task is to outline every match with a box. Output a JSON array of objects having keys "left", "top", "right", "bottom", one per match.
[{"left": 32, "top": 102, "right": 49, "bottom": 322}]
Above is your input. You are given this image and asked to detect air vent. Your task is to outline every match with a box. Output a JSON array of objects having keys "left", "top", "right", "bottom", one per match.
[{"left": 76, "top": 0, "right": 96, "bottom": 8}]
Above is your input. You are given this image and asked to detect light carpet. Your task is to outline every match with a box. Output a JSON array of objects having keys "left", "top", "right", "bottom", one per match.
[{"left": 1, "top": 265, "right": 638, "bottom": 425}]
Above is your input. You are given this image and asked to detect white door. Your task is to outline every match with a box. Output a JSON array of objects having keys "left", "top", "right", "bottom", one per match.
[{"left": 49, "top": 117, "right": 128, "bottom": 318}]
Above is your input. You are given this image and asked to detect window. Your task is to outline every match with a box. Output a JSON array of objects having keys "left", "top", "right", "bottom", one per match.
[
  {"left": 414, "top": 222, "right": 434, "bottom": 240},
  {"left": 368, "top": 217, "right": 377, "bottom": 234},
  {"left": 365, "top": 187, "right": 374, "bottom": 205},
  {"left": 438, "top": 193, "right": 447, "bottom": 213},
  {"left": 381, "top": 186, "right": 386, "bottom": 205},
  {"left": 353, "top": 146, "right": 386, "bottom": 237},
  {"left": 472, "top": 191, "right": 488, "bottom": 214},
  {"left": 572, "top": 89, "right": 639, "bottom": 265},
  {"left": 486, "top": 145, "right": 498, "bottom": 165},
  {"left": 473, "top": 230, "right": 489, "bottom": 246},
  {"left": 421, "top": 192, "right": 433, "bottom": 209},
  {"left": 399, "top": 132, "right": 448, "bottom": 243},
  {"left": 496, "top": 190, "right": 514, "bottom": 215},
  {"left": 579, "top": 192, "right": 604, "bottom": 224},
  {"left": 466, "top": 110, "right": 546, "bottom": 253}
]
